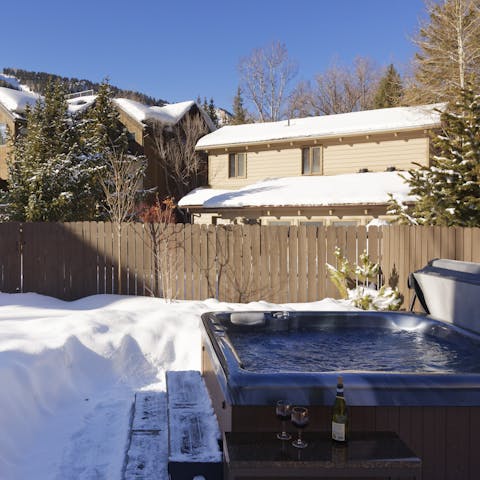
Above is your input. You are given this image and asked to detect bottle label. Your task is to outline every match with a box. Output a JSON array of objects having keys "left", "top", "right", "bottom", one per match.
[{"left": 332, "top": 421, "right": 346, "bottom": 442}]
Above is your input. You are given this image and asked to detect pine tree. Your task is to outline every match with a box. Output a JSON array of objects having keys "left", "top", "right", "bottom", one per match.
[
  {"left": 5, "top": 81, "right": 101, "bottom": 221},
  {"left": 373, "top": 64, "right": 404, "bottom": 108},
  {"left": 81, "top": 81, "right": 129, "bottom": 156},
  {"left": 206, "top": 97, "right": 219, "bottom": 127},
  {"left": 231, "top": 86, "right": 249, "bottom": 124},
  {"left": 389, "top": 85, "right": 480, "bottom": 226}
]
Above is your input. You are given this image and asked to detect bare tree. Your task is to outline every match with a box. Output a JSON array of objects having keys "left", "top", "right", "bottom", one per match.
[
  {"left": 146, "top": 111, "right": 210, "bottom": 200},
  {"left": 288, "top": 57, "right": 380, "bottom": 117},
  {"left": 98, "top": 150, "right": 147, "bottom": 293},
  {"left": 406, "top": 0, "right": 480, "bottom": 104},
  {"left": 238, "top": 41, "right": 298, "bottom": 122},
  {"left": 138, "top": 197, "right": 179, "bottom": 300}
]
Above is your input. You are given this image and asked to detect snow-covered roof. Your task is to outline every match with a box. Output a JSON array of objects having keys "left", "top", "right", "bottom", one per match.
[
  {"left": 66, "top": 94, "right": 97, "bottom": 114},
  {"left": 178, "top": 171, "right": 415, "bottom": 209},
  {"left": 196, "top": 103, "right": 444, "bottom": 149},
  {"left": 0, "top": 86, "right": 40, "bottom": 116},
  {"left": 114, "top": 98, "right": 192, "bottom": 124}
]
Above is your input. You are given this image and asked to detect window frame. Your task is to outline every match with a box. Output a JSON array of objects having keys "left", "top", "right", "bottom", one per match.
[
  {"left": 301, "top": 146, "right": 323, "bottom": 175},
  {"left": 228, "top": 152, "right": 247, "bottom": 178}
]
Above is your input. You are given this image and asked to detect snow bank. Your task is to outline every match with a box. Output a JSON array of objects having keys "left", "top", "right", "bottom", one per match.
[
  {"left": 179, "top": 171, "right": 415, "bottom": 208},
  {"left": 0, "top": 293, "right": 354, "bottom": 479}
]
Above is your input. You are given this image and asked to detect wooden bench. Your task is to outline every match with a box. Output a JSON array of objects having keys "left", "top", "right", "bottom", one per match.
[{"left": 223, "top": 431, "right": 421, "bottom": 479}]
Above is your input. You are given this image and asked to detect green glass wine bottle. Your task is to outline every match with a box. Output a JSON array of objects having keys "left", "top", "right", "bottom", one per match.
[{"left": 332, "top": 375, "right": 348, "bottom": 443}]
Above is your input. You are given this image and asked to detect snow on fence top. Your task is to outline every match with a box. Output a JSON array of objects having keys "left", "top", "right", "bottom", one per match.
[
  {"left": 178, "top": 171, "right": 415, "bottom": 208},
  {"left": 196, "top": 103, "right": 444, "bottom": 149}
]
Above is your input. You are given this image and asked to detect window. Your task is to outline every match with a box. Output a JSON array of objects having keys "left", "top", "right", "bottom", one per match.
[
  {"left": 228, "top": 152, "right": 247, "bottom": 178},
  {"left": 301, "top": 146, "right": 322, "bottom": 175},
  {"left": 0, "top": 124, "right": 7, "bottom": 146},
  {"left": 332, "top": 220, "right": 359, "bottom": 227},
  {"left": 268, "top": 220, "right": 291, "bottom": 226},
  {"left": 300, "top": 221, "right": 324, "bottom": 227}
]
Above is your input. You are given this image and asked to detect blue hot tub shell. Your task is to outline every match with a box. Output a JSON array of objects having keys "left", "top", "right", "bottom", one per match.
[{"left": 201, "top": 310, "right": 480, "bottom": 407}]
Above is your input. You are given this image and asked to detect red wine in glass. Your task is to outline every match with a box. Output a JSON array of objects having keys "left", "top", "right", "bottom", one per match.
[
  {"left": 291, "top": 406, "right": 309, "bottom": 448},
  {"left": 275, "top": 400, "right": 292, "bottom": 440}
]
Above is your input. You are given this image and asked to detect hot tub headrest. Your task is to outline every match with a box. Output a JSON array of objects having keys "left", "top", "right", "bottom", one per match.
[
  {"left": 428, "top": 258, "right": 480, "bottom": 275},
  {"left": 230, "top": 312, "right": 266, "bottom": 326}
]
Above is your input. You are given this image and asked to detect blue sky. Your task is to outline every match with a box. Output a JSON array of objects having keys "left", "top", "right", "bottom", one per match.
[{"left": 3, "top": 0, "right": 427, "bottom": 110}]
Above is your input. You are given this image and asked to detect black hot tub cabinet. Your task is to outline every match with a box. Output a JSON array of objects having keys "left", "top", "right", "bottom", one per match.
[{"left": 200, "top": 310, "right": 480, "bottom": 480}]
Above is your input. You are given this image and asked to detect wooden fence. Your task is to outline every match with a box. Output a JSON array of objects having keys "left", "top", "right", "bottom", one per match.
[{"left": 0, "top": 222, "right": 478, "bottom": 307}]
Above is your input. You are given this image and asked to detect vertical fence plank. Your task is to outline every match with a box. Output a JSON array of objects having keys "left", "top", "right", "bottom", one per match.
[
  {"left": 215, "top": 225, "right": 227, "bottom": 301},
  {"left": 173, "top": 225, "right": 183, "bottom": 299},
  {"left": 288, "top": 226, "right": 298, "bottom": 303},
  {"left": 296, "top": 225, "right": 307, "bottom": 303},
  {"left": 206, "top": 225, "right": 216, "bottom": 299},
  {"left": 306, "top": 226, "right": 317, "bottom": 302},
  {"left": 190, "top": 224, "right": 200, "bottom": 300},
  {"left": 326, "top": 226, "right": 337, "bottom": 299},
  {"left": 198, "top": 225, "right": 208, "bottom": 300},
  {"left": 265, "top": 226, "right": 279, "bottom": 303},
  {"left": 316, "top": 226, "right": 327, "bottom": 301},
  {"left": 183, "top": 224, "right": 192, "bottom": 300},
  {"left": 242, "top": 225, "right": 253, "bottom": 302},
  {"left": 250, "top": 225, "right": 261, "bottom": 301},
  {"left": 472, "top": 228, "right": 480, "bottom": 262},
  {"left": 0, "top": 223, "right": 21, "bottom": 293}
]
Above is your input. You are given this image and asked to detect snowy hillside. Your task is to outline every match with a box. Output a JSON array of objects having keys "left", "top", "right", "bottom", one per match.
[{"left": 0, "top": 293, "right": 355, "bottom": 479}]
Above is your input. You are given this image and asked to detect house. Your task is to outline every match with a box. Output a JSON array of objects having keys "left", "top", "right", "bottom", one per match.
[
  {"left": 0, "top": 87, "right": 40, "bottom": 187},
  {"left": 179, "top": 104, "right": 443, "bottom": 226},
  {"left": 0, "top": 86, "right": 215, "bottom": 200},
  {"left": 113, "top": 98, "right": 215, "bottom": 200}
]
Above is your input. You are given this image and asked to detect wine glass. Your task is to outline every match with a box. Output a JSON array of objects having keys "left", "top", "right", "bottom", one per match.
[
  {"left": 275, "top": 400, "right": 292, "bottom": 440},
  {"left": 291, "top": 406, "right": 309, "bottom": 448}
]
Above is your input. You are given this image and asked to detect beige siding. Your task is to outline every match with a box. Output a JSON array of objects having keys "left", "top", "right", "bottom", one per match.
[
  {"left": 116, "top": 109, "right": 144, "bottom": 146},
  {"left": 210, "top": 149, "right": 301, "bottom": 188},
  {"left": 208, "top": 131, "right": 431, "bottom": 188},
  {"left": 0, "top": 107, "right": 16, "bottom": 180},
  {"left": 324, "top": 136, "right": 429, "bottom": 175}
]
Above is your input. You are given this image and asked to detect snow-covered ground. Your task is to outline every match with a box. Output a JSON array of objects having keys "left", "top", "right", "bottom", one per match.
[{"left": 0, "top": 293, "right": 354, "bottom": 480}]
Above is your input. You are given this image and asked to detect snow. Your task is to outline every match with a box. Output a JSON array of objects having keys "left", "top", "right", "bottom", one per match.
[
  {"left": 196, "top": 103, "right": 444, "bottom": 148},
  {"left": 0, "top": 86, "right": 40, "bottom": 115},
  {"left": 179, "top": 171, "right": 415, "bottom": 208},
  {"left": 114, "top": 98, "right": 196, "bottom": 125},
  {"left": 0, "top": 292, "right": 355, "bottom": 479},
  {"left": 114, "top": 98, "right": 216, "bottom": 130},
  {"left": 66, "top": 95, "right": 97, "bottom": 114},
  {"left": 0, "top": 74, "right": 34, "bottom": 93}
]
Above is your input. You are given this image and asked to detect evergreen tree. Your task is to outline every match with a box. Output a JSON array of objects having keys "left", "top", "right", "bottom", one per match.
[
  {"left": 5, "top": 82, "right": 101, "bottom": 221},
  {"left": 231, "top": 86, "right": 249, "bottom": 124},
  {"left": 373, "top": 64, "right": 404, "bottom": 108},
  {"left": 389, "top": 85, "right": 480, "bottom": 226},
  {"left": 81, "top": 81, "right": 129, "bottom": 157},
  {"left": 207, "top": 97, "right": 219, "bottom": 127}
]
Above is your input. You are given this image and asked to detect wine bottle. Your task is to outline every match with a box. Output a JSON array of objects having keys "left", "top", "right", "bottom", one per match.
[{"left": 332, "top": 375, "right": 348, "bottom": 442}]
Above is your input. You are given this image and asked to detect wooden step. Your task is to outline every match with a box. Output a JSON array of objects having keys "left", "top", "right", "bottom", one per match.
[{"left": 167, "top": 370, "right": 222, "bottom": 480}]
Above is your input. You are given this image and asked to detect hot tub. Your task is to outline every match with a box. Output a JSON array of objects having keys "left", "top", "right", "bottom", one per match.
[
  {"left": 200, "top": 310, "right": 480, "bottom": 480},
  {"left": 201, "top": 310, "right": 480, "bottom": 409}
]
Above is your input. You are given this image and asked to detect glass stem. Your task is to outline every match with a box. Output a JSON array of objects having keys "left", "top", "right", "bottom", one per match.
[
  {"left": 298, "top": 429, "right": 302, "bottom": 443},
  {"left": 282, "top": 421, "right": 286, "bottom": 435}
]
